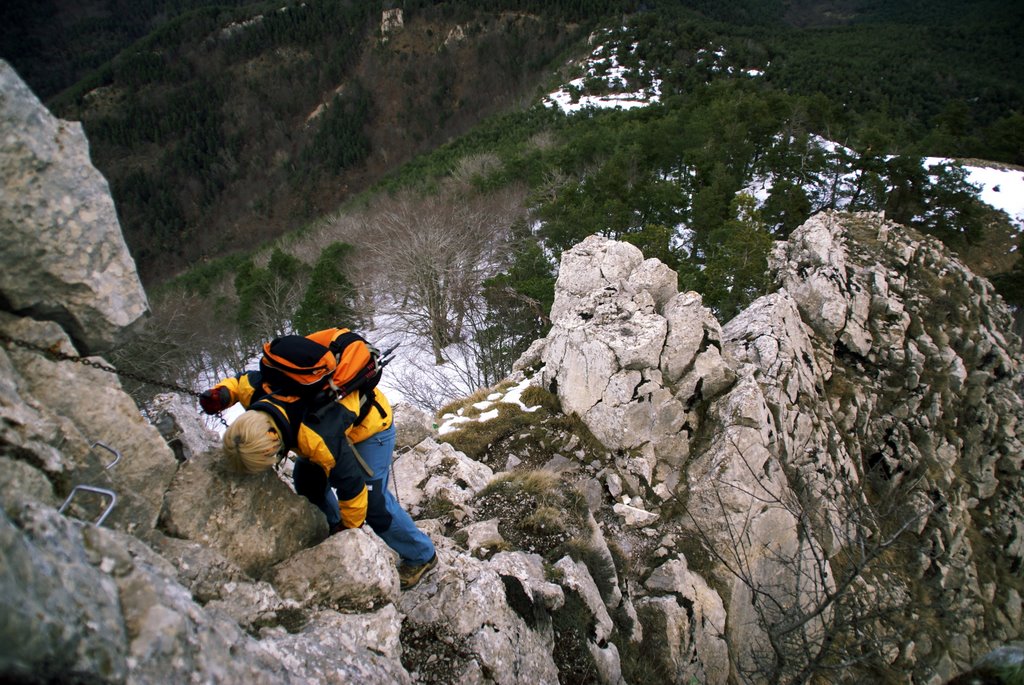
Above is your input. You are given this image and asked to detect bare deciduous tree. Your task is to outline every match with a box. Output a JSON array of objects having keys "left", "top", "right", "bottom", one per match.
[
  {"left": 385, "top": 347, "right": 483, "bottom": 412},
  {"left": 245, "top": 273, "right": 305, "bottom": 340},
  {"left": 363, "top": 186, "right": 527, "bottom": 365},
  {"left": 116, "top": 179, "right": 530, "bottom": 415},
  {"left": 111, "top": 283, "right": 261, "bottom": 423}
]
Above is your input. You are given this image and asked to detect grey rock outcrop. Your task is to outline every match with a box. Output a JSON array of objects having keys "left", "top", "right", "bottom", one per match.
[
  {"left": 267, "top": 528, "right": 400, "bottom": 610},
  {"left": 541, "top": 235, "right": 735, "bottom": 497},
  {"left": 145, "top": 531, "right": 297, "bottom": 633},
  {"left": 397, "top": 548, "right": 562, "bottom": 684},
  {"left": 0, "top": 497, "right": 414, "bottom": 684},
  {"left": 0, "top": 60, "right": 148, "bottom": 354},
  {"left": 149, "top": 392, "right": 222, "bottom": 462},
  {"left": 160, "top": 449, "right": 327, "bottom": 575},
  {"left": 642, "top": 557, "right": 728, "bottom": 685},
  {"left": 0, "top": 62, "right": 169, "bottom": 536},
  {"left": 393, "top": 437, "right": 495, "bottom": 519},
  {"left": 117, "top": 380, "right": 328, "bottom": 575},
  {"left": 393, "top": 401, "right": 436, "bottom": 448},
  {"left": 534, "top": 212, "right": 1023, "bottom": 682},
  {"left": 0, "top": 312, "right": 178, "bottom": 536},
  {"left": 0, "top": 501, "right": 127, "bottom": 683},
  {"left": 765, "top": 212, "right": 1024, "bottom": 678}
]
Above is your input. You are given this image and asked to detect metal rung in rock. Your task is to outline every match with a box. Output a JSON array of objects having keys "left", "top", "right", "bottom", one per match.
[
  {"left": 92, "top": 441, "right": 121, "bottom": 470},
  {"left": 58, "top": 441, "right": 122, "bottom": 527},
  {"left": 59, "top": 485, "right": 118, "bottom": 526}
]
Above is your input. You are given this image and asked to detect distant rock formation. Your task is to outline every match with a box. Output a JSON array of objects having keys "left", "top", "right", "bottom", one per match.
[
  {"left": 0, "top": 56, "right": 1020, "bottom": 685},
  {"left": 381, "top": 8, "right": 404, "bottom": 41}
]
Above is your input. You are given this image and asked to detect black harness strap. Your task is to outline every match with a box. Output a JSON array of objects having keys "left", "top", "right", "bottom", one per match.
[{"left": 356, "top": 390, "right": 387, "bottom": 424}]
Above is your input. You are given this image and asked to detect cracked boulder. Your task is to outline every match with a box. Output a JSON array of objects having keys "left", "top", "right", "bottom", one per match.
[
  {"left": 160, "top": 450, "right": 327, "bottom": 576},
  {"left": 397, "top": 548, "right": 561, "bottom": 684},
  {"left": 391, "top": 438, "right": 494, "bottom": 520}
]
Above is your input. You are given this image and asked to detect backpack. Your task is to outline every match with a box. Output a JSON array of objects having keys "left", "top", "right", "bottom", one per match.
[{"left": 259, "top": 328, "right": 386, "bottom": 414}]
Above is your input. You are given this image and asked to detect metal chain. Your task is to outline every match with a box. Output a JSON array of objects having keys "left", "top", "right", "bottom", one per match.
[
  {"left": 391, "top": 458, "right": 401, "bottom": 507},
  {"left": 0, "top": 330, "right": 228, "bottom": 427}
]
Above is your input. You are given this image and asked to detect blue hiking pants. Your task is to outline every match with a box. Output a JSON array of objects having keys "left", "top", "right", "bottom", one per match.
[{"left": 300, "top": 422, "right": 435, "bottom": 566}]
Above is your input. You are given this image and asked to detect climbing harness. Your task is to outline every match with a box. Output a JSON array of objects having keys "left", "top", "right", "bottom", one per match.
[
  {"left": 0, "top": 330, "right": 229, "bottom": 427},
  {"left": 58, "top": 441, "right": 120, "bottom": 526},
  {"left": 348, "top": 437, "right": 375, "bottom": 478}
]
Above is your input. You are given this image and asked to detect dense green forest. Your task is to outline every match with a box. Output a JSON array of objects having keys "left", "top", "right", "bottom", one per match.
[
  {"left": 3, "top": 0, "right": 1019, "bottom": 282},
  {"left": 2, "top": 0, "right": 1022, "bottom": 412},
  {"left": 0, "top": 0, "right": 255, "bottom": 99},
  {"left": 10, "top": 1, "right": 598, "bottom": 283}
]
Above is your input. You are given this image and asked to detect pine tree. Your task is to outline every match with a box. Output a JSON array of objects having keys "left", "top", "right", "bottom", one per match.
[
  {"left": 293, "top": 242, "right": 362, "bottom": 334},
  {"left": 700, "top": 193, "right": 774, "bottom": 321}
]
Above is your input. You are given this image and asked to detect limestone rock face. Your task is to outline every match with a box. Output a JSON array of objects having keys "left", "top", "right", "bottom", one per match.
[
  {"left": 0, "top": 499, "right": 413, "bottom": 684},
  {"left": 538, "top": 213, "right": 1023, "bottom": 681},
  {"left": 762, "top": 212, "right": 1024, "bottom": 675},
  {"left": 145, "top": 531, "right": 295, "bottom": 633},
  {"left": 772, "top": 212, "right": 1023, "bottom": 510},
  {"left": 0, "top": 313, "right": 178, "bottom": 536},
  {"left": 0, "top": 60, "right": 147, "bottom": 354},
  {"left": 642, "top": 558, "right": 728, "bottom": 685},
  {"left": 267, "top": 528, "right": 400, "bottom": 611},
  {"left": 542, "top": 235, "right": 734, "bottom": 491},
  {"left": 0, "top": 502, "right": 127, "bottom": 683},
  {"left": 392, "top": 437, "right": 495, "bottom": 518},
  {"left": 258, "top": 606, "right": 411, "bottom": 684},
  {"left": 392, "top": 401, "right": 435, "bottom": 449},
  {"left": 149, "top": 392, "right": 221, "bottom": 462},
  {"left": 0, "top": 60, "right": 168, "bottom": 535},
  {"left": 160, "top": 450, "right": 328, "bottom": 576},
  {"left": 397, "top": 549, "right": 562, "bottom": 684}
]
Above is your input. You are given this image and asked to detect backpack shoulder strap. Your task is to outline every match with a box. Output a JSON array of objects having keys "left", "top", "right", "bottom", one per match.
[{"left": 354, "top": 389, "right": 387, "bottom": 424}]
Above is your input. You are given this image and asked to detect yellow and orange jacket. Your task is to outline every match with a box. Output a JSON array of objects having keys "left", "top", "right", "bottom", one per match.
[{"left": 215, "top": 371, "right": 392, "bottom": 529}]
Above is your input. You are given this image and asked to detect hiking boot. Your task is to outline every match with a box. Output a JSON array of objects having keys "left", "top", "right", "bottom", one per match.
[{"left": 399, "top": 554, "right": 438, "bottom": 590}]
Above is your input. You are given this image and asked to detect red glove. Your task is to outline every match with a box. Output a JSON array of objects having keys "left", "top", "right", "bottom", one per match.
[{"left": 199, "top": 387, "right": 230, "bottom": 414}]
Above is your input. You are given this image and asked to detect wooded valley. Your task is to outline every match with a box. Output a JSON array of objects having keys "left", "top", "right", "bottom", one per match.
[{"left": 2, "top": 0, "right": 1021, "bottom": 407}]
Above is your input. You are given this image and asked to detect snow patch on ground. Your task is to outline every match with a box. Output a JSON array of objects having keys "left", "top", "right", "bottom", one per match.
[
  {"left": 544, "top": 36, "right": 662, "bottom": 113},
  {"left": 436, "top": 375, "right": 541, "bottom": 435},
  {"left": 925, "top": 158, "right": 1024, "bottom": 232}
]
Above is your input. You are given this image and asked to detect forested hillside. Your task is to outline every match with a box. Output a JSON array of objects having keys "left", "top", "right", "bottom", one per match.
[
  {"left": 3, "top": 0, "right": 1021, "bottom": 285},
  {"left": 20, "top": 2, "right": 592, "bottom": 283},
  {"left": 2, "top": 0, "right": 1022, "bottom": 408}
]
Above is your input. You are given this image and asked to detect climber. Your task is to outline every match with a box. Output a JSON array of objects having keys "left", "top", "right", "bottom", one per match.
[{"left": 199, "top": 329, "right": 438, "bottom": 590}]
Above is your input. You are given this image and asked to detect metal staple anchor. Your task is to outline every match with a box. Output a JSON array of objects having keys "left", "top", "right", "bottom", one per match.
[
  {"left": 92, "top": 441, "right": 121, "bottom": 470},
  {"left": 58, "top": 442, "right": 122, "bottom": 527},
  {"left": 59, "top": 485, "right": 118, "bottom": 526}
]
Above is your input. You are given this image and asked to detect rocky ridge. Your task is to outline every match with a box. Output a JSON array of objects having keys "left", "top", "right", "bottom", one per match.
[{"left": 1, "top": 59, "right": 1021, "bottom": 684}]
